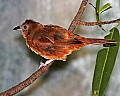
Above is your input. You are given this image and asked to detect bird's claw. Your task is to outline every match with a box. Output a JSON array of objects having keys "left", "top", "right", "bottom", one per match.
[{"left": 39, "top": 59, "right": 54, "bottom": 69}]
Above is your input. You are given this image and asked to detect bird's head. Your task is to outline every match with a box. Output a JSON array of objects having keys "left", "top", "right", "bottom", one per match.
[{"left": 13, "top": 19, "right": 43, "bottom": 38}]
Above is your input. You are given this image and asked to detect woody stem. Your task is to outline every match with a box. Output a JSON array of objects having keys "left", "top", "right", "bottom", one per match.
[
  {"left": 68, "top": 0, "right": 88, "bottom": 32},
  {"left": 79, "top": 18, "right": 120, "bottom": 26}
]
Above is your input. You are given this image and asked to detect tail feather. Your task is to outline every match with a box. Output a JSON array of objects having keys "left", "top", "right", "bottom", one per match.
[
  {"left": 87, "top": 38, "right": 117, "bottom": 46},
  {"left": 73, "top": 35, "right": 117, "bottom": 46}
]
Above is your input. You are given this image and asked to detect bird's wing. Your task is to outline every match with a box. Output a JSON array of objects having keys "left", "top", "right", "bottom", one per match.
[
  {"left": 30, "top": 25, "right": 88, "bottom": 61},
  {"left": 44, "top": 24, "right": 71, "bottom": 44}
]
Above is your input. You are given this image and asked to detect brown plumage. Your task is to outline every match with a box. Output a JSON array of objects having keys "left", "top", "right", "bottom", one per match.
[{"left": 13, "top": 19, "right": 116, "bottom": 61}]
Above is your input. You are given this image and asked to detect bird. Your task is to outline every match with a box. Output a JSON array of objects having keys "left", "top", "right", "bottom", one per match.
[{"left": 13, "top": 19, "right": 116, "bottom": 66}]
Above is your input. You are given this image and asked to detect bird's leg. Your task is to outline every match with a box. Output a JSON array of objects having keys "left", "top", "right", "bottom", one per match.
[{"left": 39, "top": 59, "right": 54, "bottom": 69}]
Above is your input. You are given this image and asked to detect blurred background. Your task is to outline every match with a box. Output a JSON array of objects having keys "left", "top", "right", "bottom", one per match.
[{"left": 0, "top": 0, "right": 120, "bottom": 96}]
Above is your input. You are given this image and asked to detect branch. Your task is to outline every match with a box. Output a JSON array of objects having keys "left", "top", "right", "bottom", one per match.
[
  {"left": 0, "top": 61, "right": 53, "bottom": 96},
  {"left": 68, "top": 0, "right": 120, "bottom": 32},
  {"left": 68, "top": 0, "right": 88, "bottom": 32},
  {"left": 79, "top": 18, "right": 120, "bottom": 26}
]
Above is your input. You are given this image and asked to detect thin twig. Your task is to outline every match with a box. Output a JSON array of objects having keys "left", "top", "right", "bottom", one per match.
[
  {"left": 0, "top": 61, "right": 53, "bottom": 96},
  {"left": 79, "top": 18, "right": 120, "bottom": 26},
  {"left": 89, "top": 2, "right": 107, "bottom": 32},
  {"left": 68, "top": 0, "right": 120, "bottom": 32},
  {"left": 68, "top": 0, "right": 88, "bottom": 32}
]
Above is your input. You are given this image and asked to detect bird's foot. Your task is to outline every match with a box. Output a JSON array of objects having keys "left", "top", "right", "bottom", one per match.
[{"left": 39, "top": 59, "right": 54, "bottom": 69}]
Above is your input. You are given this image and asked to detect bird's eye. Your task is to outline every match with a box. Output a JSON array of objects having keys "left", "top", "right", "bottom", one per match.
[{"left": 23, "top": 25, "right": 27, "bottom": 29}]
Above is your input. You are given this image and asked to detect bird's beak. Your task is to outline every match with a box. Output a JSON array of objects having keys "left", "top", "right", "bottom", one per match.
[{"left": 13, "top": 26, "right": 21, "bottom": 30}]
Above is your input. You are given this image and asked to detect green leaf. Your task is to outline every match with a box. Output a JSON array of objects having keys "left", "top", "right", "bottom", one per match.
[
  {"left": 92, "top": 28, "right": 120, "bottom": 96},
  {"left": 96, "top": 0, "right": 101, "bottom": 12},
  {"left": 96, "top": 0, "right": 101, "bottom": 21},
  {"left": 99, "top": 3, "right": 112, "bottom": 14},
  {"left": 95, "top": 1, "right": 112, "bottom": 31},
  {"left": 96, "top": 0, "right": 104, "bottom": 31}
]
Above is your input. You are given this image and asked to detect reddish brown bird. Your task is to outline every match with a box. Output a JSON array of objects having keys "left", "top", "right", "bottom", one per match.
[{"left": 13, "top": 19, "right": 116, "bottom": 61}]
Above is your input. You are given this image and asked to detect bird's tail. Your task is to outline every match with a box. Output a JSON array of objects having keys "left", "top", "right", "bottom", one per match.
[{"left": 86, "top": 38, "right": 117, "bottom": 46}]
